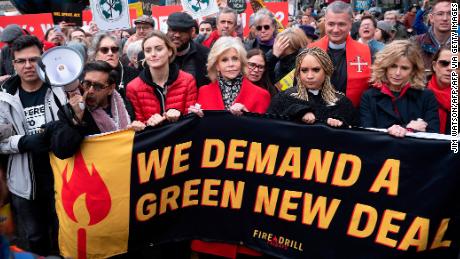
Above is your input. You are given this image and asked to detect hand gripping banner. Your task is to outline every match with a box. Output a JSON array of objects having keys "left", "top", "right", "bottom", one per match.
[{"left": 50, "top": 112, "right": 460, "bottom": 259}]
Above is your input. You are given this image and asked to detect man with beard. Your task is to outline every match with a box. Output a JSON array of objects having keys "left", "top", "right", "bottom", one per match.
[
  {"left": 413, "top": 0, "right": 451, "bottom": 70},
  {"left": 202, "top": 7, "right": 238, "bottom": 48},
  {"left": 166, "top": 12, "right": 210, "bottom": 87}
]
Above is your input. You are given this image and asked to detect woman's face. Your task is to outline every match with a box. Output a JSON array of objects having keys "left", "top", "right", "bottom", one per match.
[
  {"left": 95, "top": 37, "right": 119, "bottom": 68},
  {"left": 246, "top": 54, "right": 265, "bottom": 83},
  {"left": 216, "top": 48, "right": 241, "bottom": 80},
  {"left": 143, "top": 36, "right": 172, "bottom": 69},
  {"left": 359, "top": 19, "right": 376, "bottom": 40},
  {"left": 433, "top": 49, "right": 453, "bottom": 87},
  {"left": 299, "top": 54, "right": 326, "bottom": 90},
  {"left": 385, "top": 56, "right": 413, "bottom": 90},
  {"left": 374, "top": 28, "right": 383, "bottom": 41}
]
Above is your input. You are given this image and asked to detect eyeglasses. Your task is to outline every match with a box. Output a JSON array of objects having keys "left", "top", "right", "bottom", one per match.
[
  {"left": 13, "top": 56, "right": 41, "bottom": 66},
  {"left": 135, "top": 25, "right": 152, "bottom": 31},
  {"left": 437, "top": 60, "right": 451, "bottom": 68},
  {"left": 433, "top": 11, "right": 451, "bottom": 18},
  {"left": 98, "top": 46, "right": 119, "bottom": 54},
  {"left": 81, "top": 80, "right": 110, "bottom": 91},
  {"left": 248, "top": 62, "right": 265, "bottom": 71},
  {"left": 256, "top": 25, "right": 271, "bottom": 31}
]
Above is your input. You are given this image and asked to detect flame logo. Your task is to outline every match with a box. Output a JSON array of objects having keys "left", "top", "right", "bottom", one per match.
[{"left": 61, "top": 151, "right": 111, "bottom": 225}]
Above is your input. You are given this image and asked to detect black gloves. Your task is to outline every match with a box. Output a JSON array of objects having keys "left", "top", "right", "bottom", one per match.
[{"left": 18, "top": 132, "right": 50, "bottom": 153}]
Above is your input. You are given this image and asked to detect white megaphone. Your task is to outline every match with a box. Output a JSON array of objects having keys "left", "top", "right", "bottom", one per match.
[{"left": 36, "top": 46, "right": 84, "bottom": 92}]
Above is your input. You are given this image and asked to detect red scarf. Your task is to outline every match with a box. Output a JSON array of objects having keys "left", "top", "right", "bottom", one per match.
[{"left": 427, "top": 75, "right": 451, "bottom": 133}]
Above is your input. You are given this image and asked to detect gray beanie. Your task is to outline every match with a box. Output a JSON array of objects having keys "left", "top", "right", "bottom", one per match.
[
  {"left": 377, "top": 21, "right": 393, "bottom": 35},
  {"left": 0, "top": 24, "right": 24, "bottom": 43}
]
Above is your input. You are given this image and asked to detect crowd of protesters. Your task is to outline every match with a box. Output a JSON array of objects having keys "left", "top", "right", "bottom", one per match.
[{"left": 0, "top": 0, "right": 454, "bottom": 258}]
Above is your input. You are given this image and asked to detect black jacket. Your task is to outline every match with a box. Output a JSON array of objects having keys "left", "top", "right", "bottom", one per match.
[
  {"left": 265, "top": 50, "right": 298, "bottom": 86},
  {"left": 268, "top": 87, "right": 356, "bottom": 126},
  {"left": 360, "top": 87, "right": 440, "bottom": 132},
  {"left": 244, "top": 39, "right": 273, "bottom": 54},
  {"left": 0, "top": 45, "right": 14, "bottom": 76},
  {"left": 115, "top": 63, "right": 138, "bottom": 120},
  {"left": 173, "top": 41, "right": 210, "bottom": 87}
]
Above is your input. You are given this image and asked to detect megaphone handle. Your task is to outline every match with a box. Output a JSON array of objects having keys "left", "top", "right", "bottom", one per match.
[{"left": 79, "top": 102, "right": 85, "bottom": 110}]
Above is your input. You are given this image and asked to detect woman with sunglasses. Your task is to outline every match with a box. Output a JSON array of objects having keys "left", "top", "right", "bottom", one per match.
[
  {"left": 246, "top": 48, "right": 278, "bottom": 96},
  {"left": 268, "top": 47, "right": 356, "bottom": 127},
  {"left": 428, "top": 45, "right": 453, "bottom": 134},
  {"left": 88, "top": 32, "right": 139, "bottom": 119},
  {"left": 127, "top": 30, "right": 197, "bottom": 127},
  {"left": 244, "top": 8, "right": 277, "bottom": 54},
  {"left": 360, "top": 40, "right": 439, "bottom": 137}
]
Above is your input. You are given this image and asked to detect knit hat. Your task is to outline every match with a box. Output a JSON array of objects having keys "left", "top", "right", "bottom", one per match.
[
  {"left": 377, "top": 21, "right": 393, "bottom": 35},
  {"left": 0, "top": 24, "right": 24, "bottom": 43}
]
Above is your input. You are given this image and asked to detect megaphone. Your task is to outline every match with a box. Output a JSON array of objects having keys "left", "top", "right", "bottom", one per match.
[{"left": 36, "top": 46, "right": 84, "bottom": 92}]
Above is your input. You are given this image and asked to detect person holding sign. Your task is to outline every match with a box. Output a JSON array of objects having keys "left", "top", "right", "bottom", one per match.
[
  {"left": 360, "top": 40, "right": 440, "bottom": 137},
  {"left": 267, "top": 47, "right": 356, "bottom": 127},
  {"left": 127, "top": 31, "right": 197, "bottom": 127}
]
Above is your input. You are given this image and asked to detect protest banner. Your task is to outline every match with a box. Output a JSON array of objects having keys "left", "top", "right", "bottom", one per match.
[
  {"left": 89, "top": 0, "right": 131, "bottom": 31},
  {"left": 151, "top": 2, "right": 288, "bottom": 35},
  {"left": 0, "top": 9, "right": 138, "bottom": 42},
  {"left": 50, "top": 112, "right": 460, "bottom": 259}
]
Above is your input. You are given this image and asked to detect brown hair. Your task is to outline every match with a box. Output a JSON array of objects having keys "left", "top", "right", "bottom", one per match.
[{"left": 142, "top": 30, "right": 177, "bottom": 63}]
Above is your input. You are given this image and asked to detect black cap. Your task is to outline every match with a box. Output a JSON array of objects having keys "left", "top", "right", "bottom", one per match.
[{"left": 167, "top": 12, "right": 196, "bottom": 31}]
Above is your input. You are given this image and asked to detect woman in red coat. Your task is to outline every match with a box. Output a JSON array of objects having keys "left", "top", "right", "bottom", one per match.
[
  {"left": 126, "top": 30, "right": 197, "bottom": 126},
  {"left": 189, "top": 36, "right": 270, "bottom": 259},
  {"left": 189, "top": 36, "right": 271, "bottom": 117},
  {"left": 428, "top": 45, "right": 453, "bottom": 134}
]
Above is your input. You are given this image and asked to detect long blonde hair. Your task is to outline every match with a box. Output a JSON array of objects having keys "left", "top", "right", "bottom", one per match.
[
  {"left": 371, "top": 40, "right": 425, "bottom": 89},
  {"left": 292, "top": 47, "right": 338, "bottom": 105}
]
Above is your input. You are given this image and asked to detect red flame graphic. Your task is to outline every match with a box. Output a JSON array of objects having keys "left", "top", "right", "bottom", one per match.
[{"left": 61, "top": 151, "right": 111, "bottom": 226}]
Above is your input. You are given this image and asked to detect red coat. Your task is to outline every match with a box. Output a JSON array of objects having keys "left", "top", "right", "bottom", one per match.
[
  {"left": 192, "top": 78, "right": 270, "bottom": 258},
  {"left": 197, "top": 77, "right": 270, "bottom": 113},
  {"left": 126, "top": 69, "right": 197, "bottom": 122}
]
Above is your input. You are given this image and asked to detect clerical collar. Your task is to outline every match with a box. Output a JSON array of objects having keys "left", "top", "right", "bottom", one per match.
[
  {"left": 308, "top": 89, "right": 320, "bottom": 95},
  {"left": 328, "top": 41, "right": 346, "bottom": 50}
]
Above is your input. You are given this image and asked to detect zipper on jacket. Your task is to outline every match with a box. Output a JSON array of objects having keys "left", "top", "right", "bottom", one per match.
[{"left": 155, "top": 86, "right": 167, "bottom": 114}]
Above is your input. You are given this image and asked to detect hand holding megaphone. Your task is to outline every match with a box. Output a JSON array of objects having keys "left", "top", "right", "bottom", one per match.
[{"left": 68, "top": 90, "right": 87, "bottom": 122}]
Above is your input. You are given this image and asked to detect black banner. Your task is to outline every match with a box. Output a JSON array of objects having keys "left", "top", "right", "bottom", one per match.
[{"left": 128, "top": 111, "right": 460, "bottom": 258}]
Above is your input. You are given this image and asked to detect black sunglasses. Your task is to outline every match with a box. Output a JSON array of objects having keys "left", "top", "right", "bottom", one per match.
[
  {"left": 81, "top": 80, "right": 110, "bottom": 91},
  {"left": 437, "top": 60, "right": 450, "bottom": 68},
  {"left": 99, "top": 46, "right": 120, "bottom": 54},
  {"left": 256, "top": 25, "right": 271, "bottom": 31}
]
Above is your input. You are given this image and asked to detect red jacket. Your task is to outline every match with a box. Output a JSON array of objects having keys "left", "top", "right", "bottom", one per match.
[
  {"left": 126, "top": 67, "right": 197, "bottom": 122},
  {"left": 192, "top": 78, "right": 270, "bottom": 258},
  {"left": 197, "top": 77, "right": 270, "bottom": 113}
]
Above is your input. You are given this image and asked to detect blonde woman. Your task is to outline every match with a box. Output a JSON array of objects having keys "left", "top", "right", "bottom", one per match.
[
  {"left": 268, "top": 47, "right": 356, "bottom": 127},
  {"left": 360, "top": 40, "right": 439, "bottom": 137},
  {"left": 190, "top": 36, "right": 271, "bottom": 116},
  {"left": 266, "top": 27, "right": 309, "bottom": 85}
]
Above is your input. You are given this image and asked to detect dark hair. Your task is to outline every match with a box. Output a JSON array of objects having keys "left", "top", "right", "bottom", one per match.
[
  {"left": 246, "top": 48, "right": 278, "bottom": 96},
  {"left": 431, "top": 44, "right": 451, "bottom": 74},
  {"left": 360, "top": 14, "right": 377, "bottom": 28},
  {"left": 377, "top": 27, "right": 391, "bottom": 43},
  {"left": 11, "top": 35, "right": 43, "bottom": 58},
  {"left": 83, "top": 61, "right": 118, "bottom": 85},
  {"left": 200, "top": 17, "right": 217, "bottom": 29}
]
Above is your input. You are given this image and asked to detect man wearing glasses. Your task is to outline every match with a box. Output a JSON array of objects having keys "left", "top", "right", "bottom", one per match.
[
  {"left": 0, "top": 35, "right": 66, "bottom": 256},
  {"left": 49, "top": 61, "right": 143, "bottom": 159},
  {"left": 244, "top": 8, "right": 277, "bottom": 54},
  {"left": 123, "top": 15, "right": 155, "bottom": 54},
  {"left": 413, "top": 0, "right": 451, "bottom": 69}
]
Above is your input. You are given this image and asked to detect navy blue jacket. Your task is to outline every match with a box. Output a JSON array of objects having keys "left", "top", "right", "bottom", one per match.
[{"left": 360, "top": 87, "right": 440, "bottom": 132}]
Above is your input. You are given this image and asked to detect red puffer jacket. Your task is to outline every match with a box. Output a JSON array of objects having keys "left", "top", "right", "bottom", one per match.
[{"left": 126, "top": 65, "right": 197, "bottom": 122}]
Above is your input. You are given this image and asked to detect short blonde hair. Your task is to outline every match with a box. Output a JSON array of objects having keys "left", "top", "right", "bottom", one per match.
[
  {"left": 207, "top": 36, "right": 247, "bottom": 81},
  {"left": 276, "top": 28, "right": 308, "bottom": 51},
  {"left": 371, "top": 40, "right": 425, "bottom": 89}
]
